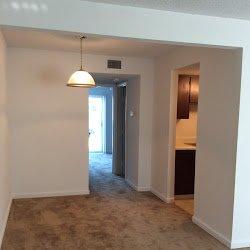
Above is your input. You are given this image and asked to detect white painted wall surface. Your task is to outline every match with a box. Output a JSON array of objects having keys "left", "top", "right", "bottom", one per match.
[
  {"left": 0, "top": 30, "right": 11, "bottom": 246},
  {"left": 176, "top": 104, "right": 198, "bottom": 140},
  {"left": 152, "top": 46, "right": 242, "bottom": 246},
  {"left": 231, "top": 46, "right": 250, "bottom": 249},
  {"left": 7, "top": 48, "right": 89, "bottom": 197},
  {"left": 7, "top": 48, "right": 154, "bottom": 197}
]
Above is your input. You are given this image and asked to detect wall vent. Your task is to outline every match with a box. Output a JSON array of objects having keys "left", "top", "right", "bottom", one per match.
[{"left": 107, "top": 60, "right": 122, "bottom": 69}]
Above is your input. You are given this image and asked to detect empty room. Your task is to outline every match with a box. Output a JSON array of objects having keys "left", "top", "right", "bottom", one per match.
[{"left": 0, "top": 1, "right": 250, "bottom": 249}]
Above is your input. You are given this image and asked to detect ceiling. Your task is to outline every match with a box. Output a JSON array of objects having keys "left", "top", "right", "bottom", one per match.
[
  {"left": 86, "top": 0, "right": 250, "bottom": 20},
  {"left": 91, "top": 73, "right": 136, "bottom": 85},
  {"left": 2, "top": 28, "right": 176, "bottom": 58}
]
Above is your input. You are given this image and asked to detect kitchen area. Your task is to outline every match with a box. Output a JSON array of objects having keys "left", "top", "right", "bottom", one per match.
[{"left": 174, "top": 65, "right": 199, "bottom": 216}]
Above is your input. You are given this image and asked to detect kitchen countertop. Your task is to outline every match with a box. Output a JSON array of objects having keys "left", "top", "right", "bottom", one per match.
[{"left": 175, "top": 140, "right": 196, "bottom": 150}]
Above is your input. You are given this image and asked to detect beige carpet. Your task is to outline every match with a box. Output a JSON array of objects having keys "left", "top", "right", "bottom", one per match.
[{"left": 2, "top": 154, "right": 230, "bottom": 249}]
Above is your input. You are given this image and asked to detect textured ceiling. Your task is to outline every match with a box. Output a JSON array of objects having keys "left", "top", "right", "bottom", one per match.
[
  {"left": 86, "top": 0, "right": 250, "bottom": 20},
  {"left": 2, "top": 28, "right": 176, "bottom": 58},
  {"left": 92, "top": 73, "right": 136, "bottom": 85}
]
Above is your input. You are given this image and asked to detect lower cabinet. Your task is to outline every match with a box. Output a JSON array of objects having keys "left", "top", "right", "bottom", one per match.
[{"left": 174, "top": 150, "right": 196, "bottom": 195}]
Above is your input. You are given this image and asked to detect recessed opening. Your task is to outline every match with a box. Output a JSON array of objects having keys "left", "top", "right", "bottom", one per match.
[{"left": 172, "top": 63, "right": 200, "bottom": 216}]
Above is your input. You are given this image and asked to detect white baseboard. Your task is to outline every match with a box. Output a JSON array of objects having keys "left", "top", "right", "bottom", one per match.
[
  {"left": 150, "top": 188, "right": 174, "bottom": 203},
  {"left": 13, "top": 189, "right": 90, "bottom": 199},
  {"left": 137, "top": 186, "right": 151, "bottom": 192},
  {"left": 0, "top": 198, "right": 12, "bottom": 247},
  {"left": 125, "top": 179, "right": 150, "bottom": 192},
  {"left": 125, "top": 178, "right": 137, "bottom": 190},
  {"left": 231, "top": 241, "right": 250, "bottom": 249},
  {"left": 192, "top": 216, "right": 231, "bottom": 248}
]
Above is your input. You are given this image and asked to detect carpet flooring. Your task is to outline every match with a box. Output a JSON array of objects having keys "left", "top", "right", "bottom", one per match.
[{"left": 2, "top": 153, "right": 231, "bottom": 249}]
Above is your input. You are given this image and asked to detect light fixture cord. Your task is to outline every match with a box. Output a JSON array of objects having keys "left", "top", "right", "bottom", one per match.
[{"left": 80, "top": 36, "right": 83, "bottom": 70}]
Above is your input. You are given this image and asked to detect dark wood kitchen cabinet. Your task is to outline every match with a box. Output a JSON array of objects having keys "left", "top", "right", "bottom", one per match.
[
  {"left": 177, "top": 75, "right": 199, "bottom": 119},
  {"left": 174, "top": 150, "right": 196, "bottom": 195},
  {"left": 177, "top": 75, "right": 190, "bottom": 119},
  {"left": 189, "top": 75, "right": 199, "bottom": 104}
]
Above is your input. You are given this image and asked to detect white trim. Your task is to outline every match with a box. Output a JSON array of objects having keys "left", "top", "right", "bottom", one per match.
[
  {"left": 13, "top": 190, "right": 90, "bottom": 199},
  {"left": 125, "top": 178, "right": 137, "bottom": 190},
  {"left": 151, "top": 188, "right": 174, "bottom": 203},
  {"left": 101, "top": 95, "right": 106, "bottom": 154},
  {"left": 0, "top": 198, "right": 12, "bottom": 247},
  {"left": 137, "top": 186, "right": 150, "bottom": 192},
  {"left": 192, "top": 216, "right": 231, "bottom": 248},
  {"left": 125, "top": 178, "right": 150, "bottom": 192},
  {"left": 231, "top": 241, "right": 250, "bottom": 249}
]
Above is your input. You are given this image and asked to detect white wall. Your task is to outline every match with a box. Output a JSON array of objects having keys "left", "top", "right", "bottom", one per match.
[
  {"left": 0, "top": 30, "right": 11, "bottom": 246},
  {"left": 231, "top": 46, "right": 250, "bottom": 249},
  {"left": 152, "top": 46, "right": 242, "bottom": 247},
  {"left": 7, "top": 48, "right": 89, "bottom": 197},
  {"left": 7, "top": 48, "right": 154, "bottom": 197},
  {"left": 176, "top": 104, "right": 198, "bottom": 140}
]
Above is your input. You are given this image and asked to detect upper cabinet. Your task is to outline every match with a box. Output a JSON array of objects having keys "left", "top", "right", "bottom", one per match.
[
  {"left": 177, "top": 75, "right": 199, "bottom": 119},
  {"left": 190, "top": 75, "right": 199, "bottom": 104},
  {"left": 177, "top": 75, "right": 190, "bottom": 119}
]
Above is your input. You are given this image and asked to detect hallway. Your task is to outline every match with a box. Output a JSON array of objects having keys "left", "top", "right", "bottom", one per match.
[{"left": 2, "top": 160, "right": 228, "bottom": 249}]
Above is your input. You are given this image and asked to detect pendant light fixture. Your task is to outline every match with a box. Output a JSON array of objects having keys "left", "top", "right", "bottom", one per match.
[{"left": 67, "top": 36, "right": 95, "bottom": 88}]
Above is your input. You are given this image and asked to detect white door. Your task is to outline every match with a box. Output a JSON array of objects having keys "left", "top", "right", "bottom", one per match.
[{"left": 89, "top": 96, "right": 105, "bottom": 152}]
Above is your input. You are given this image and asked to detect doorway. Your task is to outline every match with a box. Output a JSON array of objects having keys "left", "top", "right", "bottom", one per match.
[
  {"left": 171, "top": 63, "right": 200, "bottom": 216},
  {"left": 89, "top": 95, "right": 105, "bottom": 153},
  {"left": 88, "top": 87, "right": 113, "bottom": 175},
  {"left": 88, "top": 73, "right": 139, "bottom": 192}
]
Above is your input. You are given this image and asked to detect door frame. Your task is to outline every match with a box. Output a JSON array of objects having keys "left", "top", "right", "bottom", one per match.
[{"left": 167, "top": 63, "right": 200, "bottom": 202}]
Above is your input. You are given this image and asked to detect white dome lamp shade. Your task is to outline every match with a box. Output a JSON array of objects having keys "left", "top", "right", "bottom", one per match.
[{"left": 67, "top": 36, "right": 96, "bottom": 88}]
